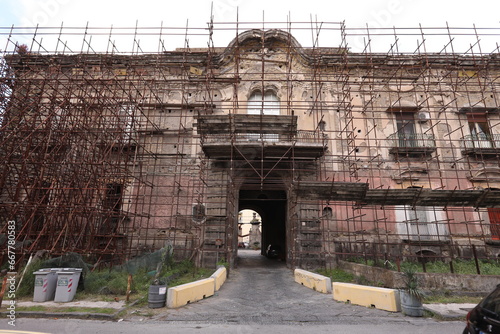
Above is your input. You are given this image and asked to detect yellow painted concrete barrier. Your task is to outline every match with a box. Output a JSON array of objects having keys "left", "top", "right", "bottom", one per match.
[
  {"left": 294, "top": 268, "right": 332, "bottom": 294},
  {"left": 210, "top": 266, "right": 227, "bottom": 291},
  {"left": 332, "top": 282, "right": 401, "bottom": 312},
  {"left": 166, "top": 278, "right": 215, "bottom": 308}
]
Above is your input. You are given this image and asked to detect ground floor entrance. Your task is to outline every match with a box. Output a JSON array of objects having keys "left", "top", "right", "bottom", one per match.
[{"left": 238, "top": 188, "right": 287, "bottom": 263}]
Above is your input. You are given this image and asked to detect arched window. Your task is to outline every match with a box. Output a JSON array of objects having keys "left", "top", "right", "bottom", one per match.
[
  {"left": 192, "top": 203, "right": 206, "bottom": 223},
  {"left": 247, "top": 90, "right": 280, "bottom": 115},
  {"left": 322, "top": 206, "right": 333, "bottom": 218}
]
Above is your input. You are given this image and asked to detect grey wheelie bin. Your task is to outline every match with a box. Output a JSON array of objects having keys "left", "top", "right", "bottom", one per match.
[
  {"left": 54, "top": 268, "right": 82, "bottom": 302},
  {"left": 33, "top": 268, "right": 58, "bottom": 302}
]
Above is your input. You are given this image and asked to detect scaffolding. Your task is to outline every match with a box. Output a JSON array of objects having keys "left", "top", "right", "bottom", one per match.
[{"left": 1, "top": 19, "right": 500, "bottom": 272}]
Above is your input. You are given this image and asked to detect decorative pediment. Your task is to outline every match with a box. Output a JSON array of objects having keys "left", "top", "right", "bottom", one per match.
[
  {"left": 216, "top": 29, "right": 345, "bottom": 66},
  {"left": 468, "top": 167, "right": 500, "bottom": 182},
  {"left": 388, "top": 84, "right": 415, "bottom": 92},
  {"left": 386, "top": 100, "right": 420, "bottom": 112},
  {"left": 391, "top": 168, "right": 428, "bottom": 184},
  {"left": 216, "top": 29, "right": 306, "bottom": 66},
  {"left": 457, "top": 102, "right": 499, "bottom": 114}
]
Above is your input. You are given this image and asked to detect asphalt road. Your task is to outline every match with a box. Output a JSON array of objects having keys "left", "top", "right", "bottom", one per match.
[
  {"left": 0, "top": 320, "right": 467, "bottom": 334},
  {"left": 0, "top": 250, "right": 466, "bottom": 333}
]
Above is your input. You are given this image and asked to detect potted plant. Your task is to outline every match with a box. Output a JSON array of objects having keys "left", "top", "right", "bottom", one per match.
[{"left": 400, "top": 266, "right": 424, "bottom": 317}]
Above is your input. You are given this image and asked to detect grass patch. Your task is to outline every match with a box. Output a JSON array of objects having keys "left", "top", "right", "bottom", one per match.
[
  {"left": 316, "top": 268, "right": 356, "bottom": 283},
  {"left": 399, "top": 259, "right": 500, "bottom": 275},
  {"left": 316, "top": 268, "right": 377, "bottom": 286},
  {"left": 424, "top": 294, "right": 483, "bottom": 304},
  {"left": 81, "top": 259, "right": 213, "bottom": 300},
  {"left": 16, "top": 306, "right": 116, "bottom": 314},
  {"left": 169, "top": 267, "right": 213, "bottom": 287},
  {"left": 58, "top": 307, "right": 115, "bottom": 314},
  {"left": 16, "top": 305, "right": 47, "bottom": 312},
  {"left": 83, "top": 269, "right": 144, "bottom": 295},
  {"left": 346, "top": 257, "right": 500, "bottom": 275}
]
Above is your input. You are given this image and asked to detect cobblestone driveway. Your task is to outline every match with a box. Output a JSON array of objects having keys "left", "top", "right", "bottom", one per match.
[{"left": 156, "top": 250, "right": 415, "bottom": 325}]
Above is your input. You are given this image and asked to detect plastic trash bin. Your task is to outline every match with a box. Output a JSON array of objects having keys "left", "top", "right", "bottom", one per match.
[
  {"left": 148, "top": 284, "right": 167, "bottom": 308},
  {"left": 54, "top": 268, "right": 82, "bottom": 302},
  {"left": 33, "top": 268, "right": 57, "bottom": 302}
]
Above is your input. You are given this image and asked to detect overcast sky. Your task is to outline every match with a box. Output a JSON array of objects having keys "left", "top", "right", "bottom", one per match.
[{"left": 1, "top": 0, "right": 499, "bottom": 53}]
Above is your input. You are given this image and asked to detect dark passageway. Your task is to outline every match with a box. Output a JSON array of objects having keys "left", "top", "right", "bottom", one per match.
[
  {"left": 237, "top": 249, "right": 286, "bottom": 268},
  {"left": 238, "top": 188, "right": 287, "bottom": 264}
]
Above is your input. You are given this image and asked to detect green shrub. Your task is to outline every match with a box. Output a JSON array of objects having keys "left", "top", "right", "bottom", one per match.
[{"left": 84, "top": 270, "right": 129, "bottom": 295}]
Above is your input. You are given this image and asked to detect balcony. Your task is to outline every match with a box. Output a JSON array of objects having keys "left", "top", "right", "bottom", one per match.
[
  {"left": 461, "top": 134, "right": 500, "bottom": 156},
  {"left": 387, "top": 133, "right": 436, "bottom": 156},
  {"left": 195, "top": 114, "right": 327, "bottom": 159}
]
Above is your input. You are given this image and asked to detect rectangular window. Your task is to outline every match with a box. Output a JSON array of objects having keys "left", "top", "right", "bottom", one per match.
[
  {"left": 396, "top": 206, "right": 449, "bottom": 241},
  {"left": 30, "top": 180, "right": 51, "bottom": 231},
  {"left": 119, "top": 103, "right": 135, "bottom": 134},
  {"left": 247, "top": 91, "right": 280, "bottom": 116},
  {"left": 100, "top": 183, "right": 123, "bottom": 233},
  {"left": 246, "top": 91, "right": 279, "bottom": 141},
  {"left": 103, "top": 183, "right": 123, "bottom": 215},
  {"left": 467, "top": 113, "right": 493, "bottom": 148},
  {"left": 488, "top": 208, "right": 500, "bottom": 240},
  {"left": 395, "top": 112, "right": 416, "bottom": 147}
]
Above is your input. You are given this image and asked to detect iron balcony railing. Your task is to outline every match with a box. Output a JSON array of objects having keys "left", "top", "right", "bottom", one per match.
[
  {"left": 387, "top": 133, "right": 436, "bottom": 149},
  {"left": 460, "top": 133, "right": 500, "bottom": 149},
  {"left": 202, "top": 130, "right": 326, "bottom": 145}
]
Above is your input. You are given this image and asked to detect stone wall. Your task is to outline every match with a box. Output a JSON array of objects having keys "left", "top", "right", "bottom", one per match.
[{"left": 338, "top": 260, "right": 500, "bottom": 294}]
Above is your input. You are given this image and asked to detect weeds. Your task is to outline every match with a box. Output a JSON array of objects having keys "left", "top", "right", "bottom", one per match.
[
  {"left": 316, "top": 268, "right": 355, "bottom": 283},
  {"left": 83, "top": 259, "right": 212, "bottom": 296},
  {"left": 398, "top": 259, "right": 500, "bottom": 275},
  {"left": 84, "top": 270, "right": 140, "bottom": 295},
  {"left": 346, "top": 257, "right": 500, "bottom": 275},
  {"left": 424, "top": 294, "right": 483, "bottom": 304},
  {"left": 14, "top": 253, "right": 213, "bottom": 301}
]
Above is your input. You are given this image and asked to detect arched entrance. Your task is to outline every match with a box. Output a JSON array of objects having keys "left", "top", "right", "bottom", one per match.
[
  {"left": 238, "top": 209, "right": 262, "bottom": 250},
  {"left": 238, "top": 187, "right": 287, "bottom": 264}
]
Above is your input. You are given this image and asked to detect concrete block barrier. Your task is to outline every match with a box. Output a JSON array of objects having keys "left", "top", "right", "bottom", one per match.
[
  {"left": 210, "top": 266, "right": 227, "bottom": 291},
  {"left": 166, "top": 278, "right": 215, "bottom": 308},
  {"left": 332, "top": 282, "right": 401, "bottom": 312},
  {"left": 294, "top": 268, "right": 332, "bottom": 294}
]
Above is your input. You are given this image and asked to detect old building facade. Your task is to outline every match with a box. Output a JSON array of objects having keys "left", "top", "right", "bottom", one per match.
[{"left": 1, "top": 28, "right": 500, "bottom": 269}]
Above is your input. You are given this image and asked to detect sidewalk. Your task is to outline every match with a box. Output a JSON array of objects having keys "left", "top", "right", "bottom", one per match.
[
  {"left": 1, "top": 299, "right": 131, "bottom": 320},
  {"left": 18, "top": 300, "right": 126, "bottom": 309},
  {"left": 423, "top": 303, "right": 475, "bottom": 319}
]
